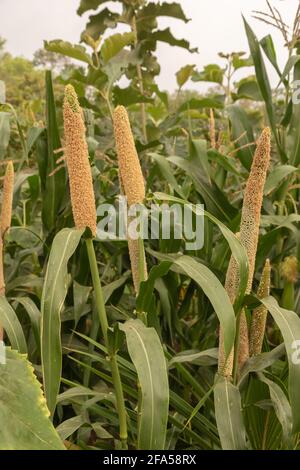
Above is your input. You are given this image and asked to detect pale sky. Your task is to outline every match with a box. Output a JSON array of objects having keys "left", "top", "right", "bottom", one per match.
[{"left": 0, "top": 0, "right": 298, "bottom": 91}]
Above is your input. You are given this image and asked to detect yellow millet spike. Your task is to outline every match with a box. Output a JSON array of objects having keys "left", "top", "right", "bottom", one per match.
[
  {"left": 237, "top": 127, "right": 271, "bottom": 370},
  {"left": 249, "top": 259, "right": 271, "bottom": 356},
  {"left": 1, "top": 161, "right": 14, "bottom": 237},
  {"left": 240, "top": 127, "right": 271, "bottom": 293},
  {"left": 280, "top": 256, "right": 298, "bottom": 284},
  {"left": 63, "top": 84, "right": 97, "bottom": 236},
  {"left": 113, "top": 106, "right": 147, "bottom": 294},
  {"left": 113, "top": 105, "right": 145, "bottom": 206}
]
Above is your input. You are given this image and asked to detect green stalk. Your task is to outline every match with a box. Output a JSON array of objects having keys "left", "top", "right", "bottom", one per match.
[{"left": 86, "top": 238, "right": 128, "bottom": 448}]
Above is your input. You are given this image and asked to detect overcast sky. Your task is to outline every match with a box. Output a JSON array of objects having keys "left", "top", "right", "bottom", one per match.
[{"left": 0, "top": 0, "right": 298, "bottom": 91}]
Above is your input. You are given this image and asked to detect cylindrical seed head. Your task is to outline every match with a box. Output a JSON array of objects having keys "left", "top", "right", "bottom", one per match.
[
  {"left": 128, "top": 237, "right": 148, "bottom": 295},
  {"left": 1, "top": 160, "right": 14, "bottom": 237},
  {"left": 218, "top": 129, "right": 271, "bottom": 376},
  {"left": 63, "top": 84, "right": 97, "bottom": 236},
  {"left": 113, "top": 106, "right": 148, "bottom": 293},
  {"left": 113, "top": 105, "right": 145, "bottom": 206},
  {"left": 236, "top": 128, "right": 271, "bottom": 371},
  {"left": 240, "top": 127, "right": 271, "bottom": 294},
  {"left": 249, "top": 259, "right": 271, "bottom": 356},
  {"left": 280, "top": 256, "right": 298, "bottom": 284}
]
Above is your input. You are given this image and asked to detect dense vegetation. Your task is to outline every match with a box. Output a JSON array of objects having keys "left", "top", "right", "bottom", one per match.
[{"left": 0, "top": 0, "right": 299, "bottom": 450}]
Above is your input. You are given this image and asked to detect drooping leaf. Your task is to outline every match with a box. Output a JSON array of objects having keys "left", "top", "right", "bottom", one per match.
[
  {"left": 145, "top": 28, "right": 197, "bottom": 52},
  {"left": 264, "top": 165, "right": 299, "bottom": 195},
  {"left": 260, "top": 296, "right": 300, "bottom": 432},
  {"left": 137, "top": 2, "right": 190, "bottom": 24},
  {"left": 176, "top": 64, "right": 196, "bottom": 88},
  {"left": 0, "top": 297, "right": 27, "bottom": 354},
  {"left": 192, "top": 64, "right": 224, "bottom": 85},
  {"left": 101, "top": 32, "right": 135, "bottom": 63},
  {"left": 239, "top": 343, "right": 286, "bottom": 386},
  {"left": 154, "top": 192, "right": 249, "bottom": 311},
  {"left": 77, "top": 0, "right": 115, "bottom": 16},
  {"left": 258, "top": 372, "right": 293, "bottom": 446},
  {"left": 44, "top": 40, "right": 93, "bottom": 65},
  {"left": 172, "top": 256, "right": 236, "bottom": 358},
  {"left": 13, "top": 297, "right": 41, "bottom": 351},
  {"left": 169, "top": 348, "right": 218, "bottom": 367},
  {"left": 82, "top": 8, "right": 120, "bottom": 40}
]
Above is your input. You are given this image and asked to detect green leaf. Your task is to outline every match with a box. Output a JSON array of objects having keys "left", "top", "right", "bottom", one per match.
[
  {"left": 113, "top": 85, "right": 154, "bottom": 106},
  {"left": 176, "top": 64, "right": 195, "bottom": 88},
  {"left": 214, "top": 376, "right": 247, "bottom": 449},
  {"left": 146, "top": 28, "right": 197, "bottom": 52},
  {"left": 243, "top": 17, "right": 285, "bottom": 161},
  {"left": 239, "top": 343, "right": 285, "bottom": 386},
  {"left": 120, "top": 319, "right": 169, "bottom": 450},
  {"left": 236, "top": 77, "right": 262, "bottom": 101},
  {"left": 0, "top": 112, "right": 10, "bottom": 158},
  {"left": 56, "top": 416, "right": 85, "bottom": 441},
  {"left": 227, "top": 104, "right": 254, "bottom": 170},
  {"left": 189, "top": 138, "right": 210, "bottom": 182},
  {"left": 149, "top": 153, "right": 185, "bottom": 199},
  {"left": 13, "top": 297, "right": 41, "bottom": 351},
  {"left": 44, "top": 40, "right": 93, "bottom": 65},
  {"left": 101, "top": 32, "right": 135, "bottom": 63},
  {"left": 137, "top": 2, "right": 190, "bottom": 23},
  {"left": 167, "top": 156, "right": 236, "bottom": 221},
  {"left": 41, "top": 228, "right": 83, "bottom": 418},
  {"left": 42, "top": 71, "right": 66, "bottom": 232},
  {"left": 257, "top": 372, "right": 293, "bottom": 446},
  {"left": 260, "top": 35, "right": 281, "bottom": 77},
  {"left": 136, "top": 261, "right": 172, "bottom": 314},
  {"left": 172, "top": 256, "right": 236, "bottom": 358},
  {"left": 154, "top": 192, "right": 249, "bottom": 312},
  {"left": 232, "top": 53, "right": 253, "bottom": 70},
  {"left": 0, "top": 297, "right": 27, "bottom": 354},
  {"left": 0, "top": 348, "right": 65, "bottom": 450},
  {"left": 192, "top": 64, "right": 224, "bottom": 84},
  {"left": 179, "top": 97, "right": 224, "bottom": 112},
  {"left": 264, "top": 165, "right": 299, "bottom": 195},
  {"left": 26, "top": 126, "right": 44, "bottom": 154},
  {"left": 279, "top": 56, "right": 300, "bottom": 86},
  {"left": 82, "top": 8, "right": 119, "bottom": 40},
  {"left": 73, "top": 281, "right": 92, "bottom": 328},
  {"left": 77, "top": 0, "right": 114, "bottom": 16},
  {"left": 260, "top": 296, "right": 300, "bottom": 432},
  {"left": 169, "top": 348, "right": 218, "bottom": 367}
]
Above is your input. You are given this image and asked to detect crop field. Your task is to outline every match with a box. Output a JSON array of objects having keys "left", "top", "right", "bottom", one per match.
[{"left": 0, "top": 0, "right": 300, "bottom": 452}]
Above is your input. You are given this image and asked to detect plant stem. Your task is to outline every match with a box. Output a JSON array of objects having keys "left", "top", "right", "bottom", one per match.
[
  {"left": 110, "top": 355, "right": 128, "bottom": 449},
  {"left": 86, "top": 238, "right": 128, "bottom": 448},
  {"left": 86, "top": 238, "right": 109, "bottom": 345}
]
